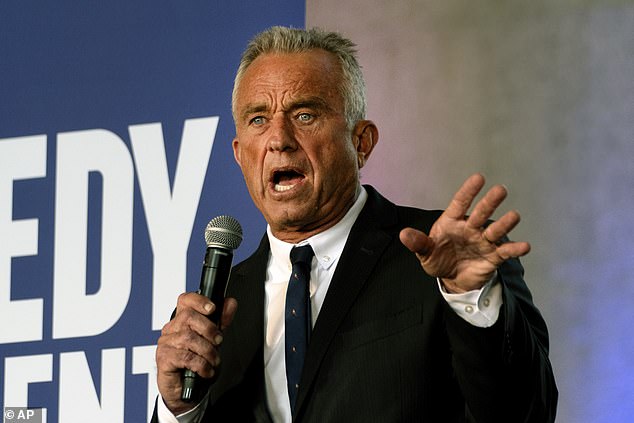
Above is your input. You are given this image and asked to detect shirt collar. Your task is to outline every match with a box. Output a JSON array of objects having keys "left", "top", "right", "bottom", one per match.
[{"left": 267, "top": 186, "right": 368, "bottom": 271}]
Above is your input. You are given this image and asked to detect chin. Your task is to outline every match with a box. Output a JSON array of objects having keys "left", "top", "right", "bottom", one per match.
[{"left": 268, "top": 208, "right": 312, "bottom": 229}]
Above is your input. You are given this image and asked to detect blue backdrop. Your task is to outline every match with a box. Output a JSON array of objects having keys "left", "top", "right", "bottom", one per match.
[{"left": 0, "top": 2, "right": 304, "bottom": 422}]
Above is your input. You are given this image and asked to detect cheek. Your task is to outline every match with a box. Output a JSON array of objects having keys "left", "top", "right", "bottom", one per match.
[
  {"left": 239, "top": 141, "right": 263, "bottom": 168},
  {"left": 314, "top": 146, "right": 358, "bottom": 189},
  {"left": 236, "top": 147, "right": 265, "bottom": 188},
  {"left": 325, "top": 139, "right": 358, "bottom": 170}
]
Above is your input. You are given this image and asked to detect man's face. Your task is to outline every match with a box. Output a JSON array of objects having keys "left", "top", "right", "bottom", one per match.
[{"left": 232, "top": 50, "right": 376, "bottom": 242}]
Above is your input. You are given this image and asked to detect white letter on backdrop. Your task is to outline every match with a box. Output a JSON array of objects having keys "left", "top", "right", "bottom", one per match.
[
  {"left": 53, "top": 130, "right": 133, "bottom": 339},
  {"left": 3, "top": 354, "right": 53, "bottom": 406},
  {"left": 129, "top": 117, "right": 218, "bottom": 330},
  {"left": 132, "top": 345, "right": 159, "bottom": 422},
  {"left": 58, "top": 348, "right": 125, "bottom": 423},
  {"left": 0, "top": 135, "right": 46, "bottom": 343}
]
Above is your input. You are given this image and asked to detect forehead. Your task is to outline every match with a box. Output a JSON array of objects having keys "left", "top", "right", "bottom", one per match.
[{"left": 235, "top": 50, "right": 343, "bottom": 111}]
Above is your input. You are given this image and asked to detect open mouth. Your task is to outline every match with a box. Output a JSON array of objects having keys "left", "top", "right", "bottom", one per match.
[{"left": 272, "top": 168, "right": 305, "bottom": 192}]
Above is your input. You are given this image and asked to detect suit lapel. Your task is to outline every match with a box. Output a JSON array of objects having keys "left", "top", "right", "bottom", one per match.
[
  {"left": 228, "top": 235, "right": 270, "bottom": 373},
  {"left": 295, "top": 186, "right": 398, "bottom": 417}
]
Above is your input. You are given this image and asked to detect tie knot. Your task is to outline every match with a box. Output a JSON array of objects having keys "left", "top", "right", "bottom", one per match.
[{"left": 290, "top": 244, "right": 314, "bottom": 266}]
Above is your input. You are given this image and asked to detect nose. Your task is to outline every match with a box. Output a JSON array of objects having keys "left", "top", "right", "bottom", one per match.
[{"left": 267, "top": 114, "right": 297, "bottom": 152}]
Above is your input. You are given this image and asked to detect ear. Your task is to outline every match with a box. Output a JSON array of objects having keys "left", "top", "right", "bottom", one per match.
[
  {"left": 352, "top": 120, "right": 379, "bottom": 169},
  {"left": 232, "top": 137, "right": 242, "bottom": 168}
]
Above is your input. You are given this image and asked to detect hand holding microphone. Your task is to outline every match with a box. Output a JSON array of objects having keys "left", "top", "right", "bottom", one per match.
[
  {"left": 180, "top": 215, "right": 243, "bottom": 402},
  {"left": 154, "top": 215, "right": 242, "bottom": 414}
]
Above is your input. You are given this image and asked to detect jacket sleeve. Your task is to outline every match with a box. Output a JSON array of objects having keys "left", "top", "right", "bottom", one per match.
[{"left": 443, "top": 257, "right": 558, "bottom": 423}]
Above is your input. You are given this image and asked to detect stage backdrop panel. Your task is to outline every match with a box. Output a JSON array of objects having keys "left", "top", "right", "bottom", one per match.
[
  {"left": 307, "top": 1, "right": 634, "bottom": 422},
  {"left": 0, "top": 2, "right": 304, "bottom": 422}
]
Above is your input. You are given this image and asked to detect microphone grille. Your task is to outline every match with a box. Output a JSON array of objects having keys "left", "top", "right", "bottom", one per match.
[{"left": 204, "top": 215, "right": 243, "bottom": 250}]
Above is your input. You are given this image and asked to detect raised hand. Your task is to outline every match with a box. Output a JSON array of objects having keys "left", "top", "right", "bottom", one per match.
[{"left": 399, "top": 173, "right": 530, "bottom": 293}]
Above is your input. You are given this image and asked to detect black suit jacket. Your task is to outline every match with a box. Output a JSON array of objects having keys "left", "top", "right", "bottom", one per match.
[{"left": 155, "top": 186, "right": 557, "bottom": 422}]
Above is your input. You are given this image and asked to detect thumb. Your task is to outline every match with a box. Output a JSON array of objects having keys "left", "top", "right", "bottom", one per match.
[
  {"left": 399, "top": 227, "right": 434, "bottom": 256},
  {"left": 219, "top": 298, "right": 238, "bottom": 331}
]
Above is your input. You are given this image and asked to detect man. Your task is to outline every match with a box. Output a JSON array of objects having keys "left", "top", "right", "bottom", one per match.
[{"left": 153, "top": 26, "right": 557, "bottom": 422}]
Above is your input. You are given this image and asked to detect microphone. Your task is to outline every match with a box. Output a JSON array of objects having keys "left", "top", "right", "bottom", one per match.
[{"left": 181, "top": 215, "right": 243, "bottom": 402}]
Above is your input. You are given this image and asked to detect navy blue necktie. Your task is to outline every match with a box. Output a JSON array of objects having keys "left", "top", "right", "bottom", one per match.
[{"left": 285, "top": 244, "right": 314, "bottom": 414}]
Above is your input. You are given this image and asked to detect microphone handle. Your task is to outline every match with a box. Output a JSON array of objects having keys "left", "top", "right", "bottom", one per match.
[{"left": 181, "top": 247, "right": 233, "bottom": 402}]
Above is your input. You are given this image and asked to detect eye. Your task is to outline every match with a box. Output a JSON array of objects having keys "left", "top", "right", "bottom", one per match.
[
  {"left": 249, "top": 116, "right": 266, "bottom": 126},
  {"left": 297, "top": 112, "right": 313, "bottom": 123}
]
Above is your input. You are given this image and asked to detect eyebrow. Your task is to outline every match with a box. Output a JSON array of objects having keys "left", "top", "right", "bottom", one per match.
[
  {"left": 240, "top": 104, "right": 268, "bottom": 122},
  {"left": 290, "top": 97, "right": 331, "bottom": 112}
]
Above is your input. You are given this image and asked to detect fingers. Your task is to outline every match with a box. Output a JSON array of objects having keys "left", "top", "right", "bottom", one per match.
[
  {"left": 175, "top": 291, "right": 216, "bottom": 318},
  {"left": 482, "top": 209, "right": 519, "bottom": 243},
  {"left": 156, "top": 292, "right": 238, "bottom": 410},
  {"left": 159, "top": 293, "right": 225, "bottom": 373},
  {"left": 164, "top": 294, "right": 215, "bottom": 344},
  {"left": 454, "top": 174, "right": 521, "bottom": 248},
  {"left": 167, "top": 292, "right": 238, "bottom": 353},
  {"left": 155, "top": 327, "right": 218, "bottom": 414},
  {"left": 444, "top": 173, "right": 486, "bottom": 220},
  {"left": 467, "top": 184, "right": 508, "bottom": 230},
  {"left": 496, "top": 241, "right": 531, "bottom": 260},
  {"left": 157, "top": 329, "right": 219, "bottom": 378},
  {"left": 482, "top": 210, "right": 531, "bottom": 259}
]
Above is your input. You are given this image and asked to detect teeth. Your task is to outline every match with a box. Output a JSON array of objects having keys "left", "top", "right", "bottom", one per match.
[{"left": 274, "top": 184, "right": 294, "bottom": 192}]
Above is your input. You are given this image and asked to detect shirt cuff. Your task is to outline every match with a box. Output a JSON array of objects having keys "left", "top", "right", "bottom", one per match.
[
  {"left": 156, "top": 393, "right": 209, "bottom": 423},
  {"left": 437, "top": 272, "right": 503, "bottom": 328}
]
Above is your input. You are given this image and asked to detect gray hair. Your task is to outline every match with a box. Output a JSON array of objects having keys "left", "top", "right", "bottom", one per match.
[{"left": 232, "top": 26, "right": 367, "bottom": 128}]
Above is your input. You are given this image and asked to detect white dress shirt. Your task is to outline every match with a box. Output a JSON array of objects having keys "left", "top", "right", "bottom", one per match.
[{"left": 157, "top": 186, "right": 502, "bottom": 423}]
